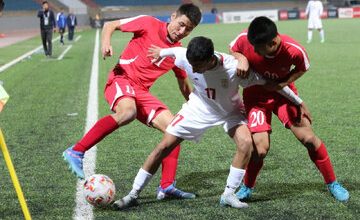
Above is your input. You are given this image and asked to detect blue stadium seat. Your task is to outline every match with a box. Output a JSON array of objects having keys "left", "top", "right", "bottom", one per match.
[
  {"left": 211, "top": 0, "right": 289, "bottom": 3},
  {"left": 4, "top": 0, "right": 39, "bottom": 11},
  {"left": 93, "top": 0, "right": 182, "bottom": 6}
]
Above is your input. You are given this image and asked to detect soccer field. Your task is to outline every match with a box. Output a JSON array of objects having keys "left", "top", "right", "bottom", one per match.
[{"left": 0, "top": 18, "right": 359, "bottom": 219}]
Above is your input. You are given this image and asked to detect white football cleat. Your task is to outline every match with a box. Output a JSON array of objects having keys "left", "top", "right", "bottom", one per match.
[
  {"left": 112, "top": 194, "right": 138, "bottom": 210},
  {"left": 220, "top": 193, "right": 249, "bottom": 209}
]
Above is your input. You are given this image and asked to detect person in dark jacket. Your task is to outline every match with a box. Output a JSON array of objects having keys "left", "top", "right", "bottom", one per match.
[
  {"left": 37, "top": 1, "right": 56, "bottom": 57},
  {"left": 57, "top": 8, "right": 66, "bottom": 45},
  {"left": 66, "top": 13, "right": 77, "bottom": 41}
]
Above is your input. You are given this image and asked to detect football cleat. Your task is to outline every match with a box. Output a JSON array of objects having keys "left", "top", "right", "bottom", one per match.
[
  {"left": 63, "top": 146, "right": 85, "bottom": 179},
  {"left": 220, "top": 193, "right": 249, "bottom": 209},
  {"left": 327, "top": 181, "right": 349, "bottom": 202},
  {"left": 236, "top": 184, "right": 253, "bottom": 201},
  {"left": 112, "top": 194, "right": 139, "bottom": 210},
  {"left": 156, "top": 182, "right": 196, "bottom": 200}
]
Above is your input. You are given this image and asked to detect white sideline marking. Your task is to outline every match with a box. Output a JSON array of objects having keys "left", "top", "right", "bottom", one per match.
[
  {"left": 75, "top": 35, "right": 82, "bottom": 42},
  {"left": 57, "top": 45, "right": 73, "bottom": 60},
  {"left": 0, "top": 35, "right": 61, "bottom": 73},
  {"left": 74, "top": 29, "right": 99, "bottom": 220}
]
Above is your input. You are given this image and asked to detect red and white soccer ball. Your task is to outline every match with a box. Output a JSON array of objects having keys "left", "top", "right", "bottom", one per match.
[{"left": 83, "top": 174, "right": 116, "bottom": 207}]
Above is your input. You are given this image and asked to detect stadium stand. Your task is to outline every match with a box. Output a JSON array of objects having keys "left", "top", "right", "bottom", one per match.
[
  {"left": 93, "top": 0, "right": 182, "bottom": 7},
  {"left": 3, "top": 0, "right": 39, "bottom": 11},
  {"left": 209, "top": 0, "right": 290, "bottom": 3},
  {"left": 80, "top": 0, "right": 99, "bottom": 9},
  {"left": 57, "top": 0, "right": 87, "bottom": 14}
]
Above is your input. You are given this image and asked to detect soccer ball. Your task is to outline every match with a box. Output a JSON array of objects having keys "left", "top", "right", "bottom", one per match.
[{"left": 83, "top": 174, "right": 116, "bottom": 207}]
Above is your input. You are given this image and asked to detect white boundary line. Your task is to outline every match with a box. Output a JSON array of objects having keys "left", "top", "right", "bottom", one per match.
[
  {"left": 57, "top": 45, "right": 73, "bottom": 60},
  {"left": 0, "top": 35, "right": 62, "bottom": 73},
  {"left": 73, "top": 29, "right": 99, "bottom": 220},
  {"left": 75, "top": 35, "right": 82, "bottom": 42}
]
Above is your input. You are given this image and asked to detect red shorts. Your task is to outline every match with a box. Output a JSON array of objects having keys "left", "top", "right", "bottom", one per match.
[
  {"left": 104, "top": 70, "right": 168, "bottom": 126},
  {"left": 243, "top": 85, "right": 299, "bottom": 133}
]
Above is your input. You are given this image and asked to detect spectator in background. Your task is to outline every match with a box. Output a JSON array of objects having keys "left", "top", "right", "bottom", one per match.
[
  {"left": 0, "top": 0, "right": 4, "bottom": 17},
  {"left": 305, "top": 0, "right": 325, "bottom": 43},
  {"left": 67, "top": 13, "right": 77, "bottom": 41},
  {"left": 0, "top": 0, "right": 4, "bottom": 38},
  {"left": 56, "top": 8, "right": 66, "bottom": 45},
  {"left": 94, "top": 13, "right": 102, "bottom": 29},
  {"left": 37, "top": 1, "right": 56, "bottom": 57}
]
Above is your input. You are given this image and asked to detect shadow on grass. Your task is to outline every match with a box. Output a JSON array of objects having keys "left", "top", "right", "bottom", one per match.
[{"left": 174, "top": 169, "right": 358, "bottom": 203}]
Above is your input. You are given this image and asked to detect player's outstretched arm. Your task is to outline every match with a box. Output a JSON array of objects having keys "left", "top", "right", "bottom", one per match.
[
  {"left": 177, "top": 77, "right": 192, "bottom": 101},
  {"left": 277, "top": 86, "right": 303, "bottom": 106},
  {"left": 229, "top": 49, "right": 250, "bottom": 78},
  {"left": 101, "top": 20, "right": 120, "bottom": 59}
]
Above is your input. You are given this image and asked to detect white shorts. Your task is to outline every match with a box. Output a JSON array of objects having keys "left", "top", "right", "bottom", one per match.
[
  {"left": 308, "top": 17, "right": 322, "bottom": 29},
  {"left": 166, "top": 101, "right": 247, "bottom": 142}
]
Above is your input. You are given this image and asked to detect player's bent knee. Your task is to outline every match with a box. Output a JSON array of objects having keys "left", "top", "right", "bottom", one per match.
[
  {"left": 113, "top": 109, "right": 137, "bottom": 125},
  {"left": 301, "top": 134, "right": 318, "bottom": 148}
]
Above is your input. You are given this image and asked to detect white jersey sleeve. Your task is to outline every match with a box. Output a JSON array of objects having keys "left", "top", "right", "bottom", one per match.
[
  {"left": 159, "top": 47, "right": 189, "bottom": 70},
  {"left": 239, "top": 69, "right": 303, "bottom": 105}
]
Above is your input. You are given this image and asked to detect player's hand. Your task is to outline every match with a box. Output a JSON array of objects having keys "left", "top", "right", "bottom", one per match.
[
  {"left": 102, "top": 45, "right": 113, "bottom": 60},
  {"left": 147, "top": 44, "right": 162, "bottom": 63},
  {"left": 235, "top": 54, "right": 250, "bottom": 78},
  {"left": 299, "top": 102, "right": 312, "bottom": 124}
]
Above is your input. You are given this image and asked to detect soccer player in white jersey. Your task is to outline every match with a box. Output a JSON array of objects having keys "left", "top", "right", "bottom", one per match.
[
  {"left": 305, "top": 0, "right": 325, "bottom": 43},
  {"left": 112, "top": 36, "right": 306, "bottom": 210}
]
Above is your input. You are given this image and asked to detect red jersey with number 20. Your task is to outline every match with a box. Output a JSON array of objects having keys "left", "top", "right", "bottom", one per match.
[
  {"left": 230, "top": 31, "right": 310, "bottom": 84},
  {"left": 109, "top": 15, "right": 187, "bottom": 90}
]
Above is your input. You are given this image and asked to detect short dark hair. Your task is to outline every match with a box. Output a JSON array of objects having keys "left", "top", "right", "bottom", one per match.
[
  {"left": 42, "top": 1, "right": 48, "bottom": 5},
  {"left": 186, "top": 36, "right": 214, "bottom": 63},
  {"left": 176, "top": 3, "right": 202, "bottom": 26},
  {"left": 247, "top": 16, "right": 278, "bottom": 45}
]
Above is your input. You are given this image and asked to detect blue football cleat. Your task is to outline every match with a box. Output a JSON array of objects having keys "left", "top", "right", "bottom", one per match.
[
  {"left": 236, "top": 184, "right": 253, "bottom": 201},
  {"left": 156, "top": 182, "right": 196, "bottom": 200},
  {"left": 327, "top": 181, "right": 349, "bottom": 202},
  {"left": 63, "top": 146, "right": 85, "bottom": 179}
]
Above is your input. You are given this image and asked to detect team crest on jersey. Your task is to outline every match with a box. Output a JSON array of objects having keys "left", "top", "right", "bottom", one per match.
[{"left": 221, "top": 79, "right": 228, "bottom": 88}]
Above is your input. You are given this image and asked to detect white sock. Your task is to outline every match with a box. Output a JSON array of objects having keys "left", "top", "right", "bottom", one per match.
[
  {"left": 319, "top": 29, "right": 325, "bottom": 41},
  {"left": 308, "top": 30, "right": 313, "bottom": 42},
  {"left": 224, "top": 166, "right": 246, "bottom": 195},
  {"left": 130, "top": 168, "right": 153, "bottom": 198}
]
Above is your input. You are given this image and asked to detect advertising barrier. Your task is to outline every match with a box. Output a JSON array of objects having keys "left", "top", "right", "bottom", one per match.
[{"left": 222, "top": 10, "right": 278, "bottom": 23}]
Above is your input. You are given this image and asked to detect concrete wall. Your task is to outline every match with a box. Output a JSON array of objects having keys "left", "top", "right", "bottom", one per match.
[{"left": 0, "top": 13, "right": 90, "bottom": 32}]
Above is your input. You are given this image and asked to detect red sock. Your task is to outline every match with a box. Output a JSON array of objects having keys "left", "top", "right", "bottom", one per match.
[
  {"left": 73, "top": 115, "right": 119, "bottom": 153},
  {"left": 160, "top": 144, "right": 180, "bottom": 189},
  {"left": 243, "top": 158, "right": 264, "bottom": 188},
  {"left": 307, "top": 142, "right": 336, "bottom": 184}
]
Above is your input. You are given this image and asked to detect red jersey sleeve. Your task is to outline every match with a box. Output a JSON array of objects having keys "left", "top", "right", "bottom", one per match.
[
  {"left": 284, "top": 41, "right": 310, "bottom": 73},
  {"left": 172, "top": 65, "right": 187, "bottom": 79},
  {"left": 119, "top": 15, "right": 155, "bottom": 35},
  {"left": 229, "top": 31, "right": 248, "bottom": 53}
]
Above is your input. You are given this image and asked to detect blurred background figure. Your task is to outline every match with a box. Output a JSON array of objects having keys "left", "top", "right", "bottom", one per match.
[
  {"left": 66, "top": 12, "right": 77, "bottom": 41},
  {"left": 305, "top": 0, "right": 325, "bottom": 43},
  {"left": 94, "top": 13, "right": 101, "bottom": 29},
  {"left": 56, "top": 8, "right": 66, "bottom": 45},
  {"left": 0, "top": 0, "right": 4, "bottom": 17},
  {"left": 37, "top": 1, "right": 56, "bottom": 57}
]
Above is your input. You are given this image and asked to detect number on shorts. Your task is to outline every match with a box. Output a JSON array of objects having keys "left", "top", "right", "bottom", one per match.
[
  {"left": 171, "top": 114, "right": 184, "bottom": 127},
  {"left": 205, "top": 88, "right": 216, "bottom": 100},
  {"left": 154, "top": 57, "right": 166, "bottom": 67},
  {"left": 125, "top": 85, "right": 135, "bottom": 95},
  {"left": 250, "top": 110, "right": 265, "bottom": 127}
]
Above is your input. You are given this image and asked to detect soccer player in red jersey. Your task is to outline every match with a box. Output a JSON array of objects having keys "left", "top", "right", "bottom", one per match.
[
  {"left": 63, "top": 3, "right": 202, "bottom": 199},
  {"left": 229, "top": 16, "right": 349, "bottom": 202}
]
